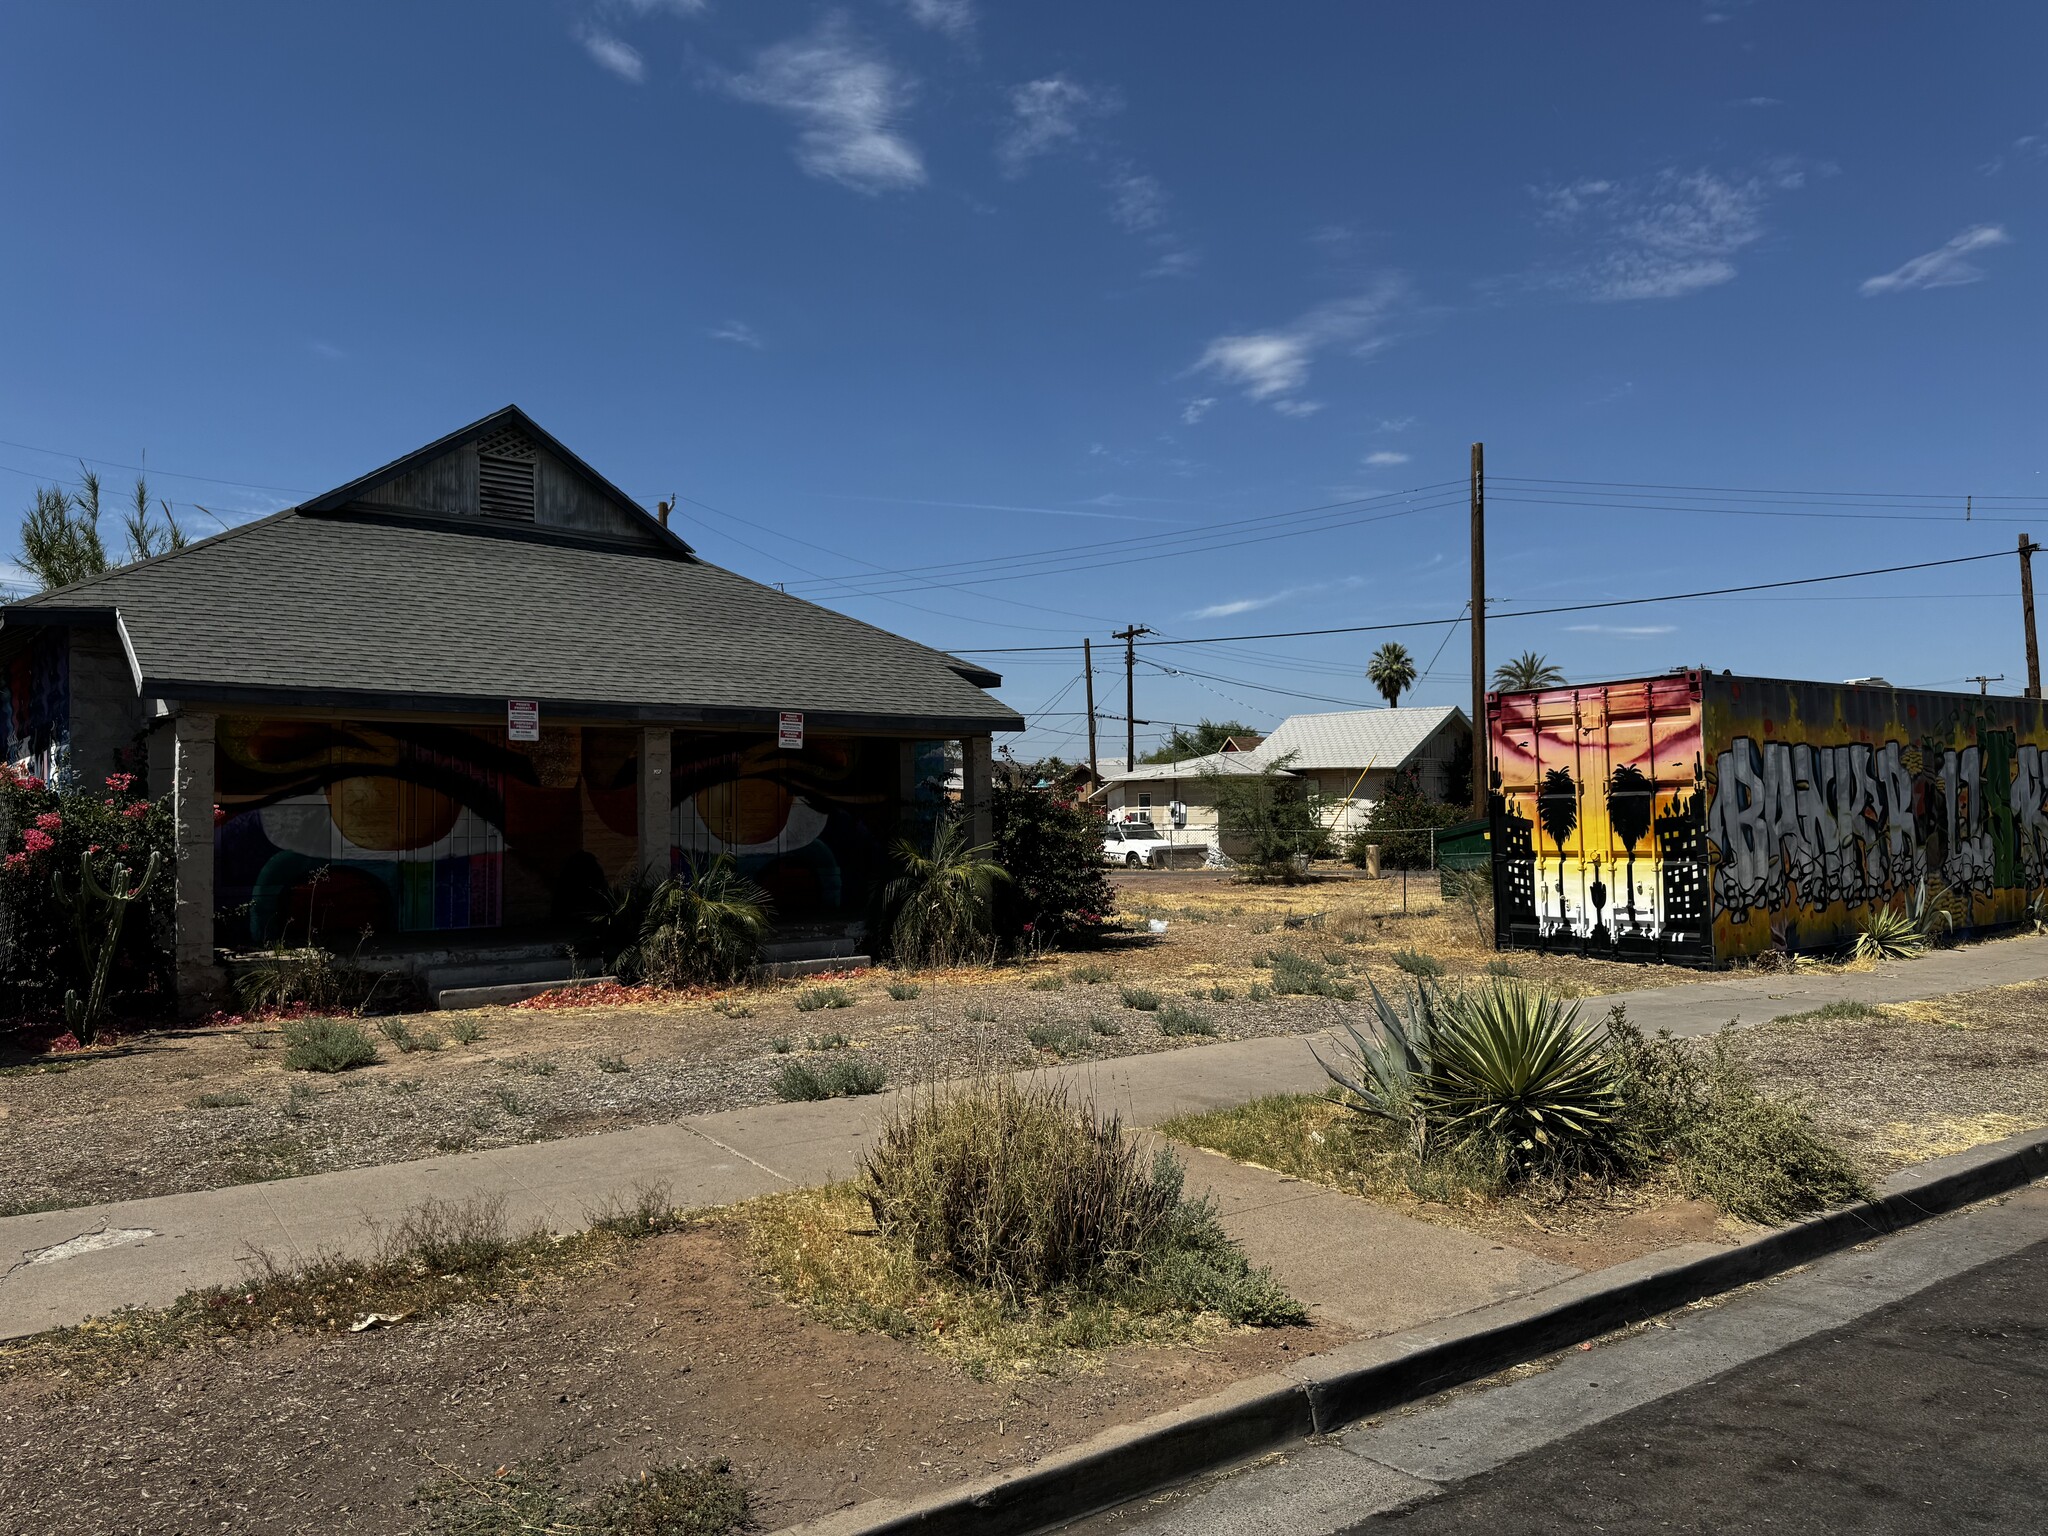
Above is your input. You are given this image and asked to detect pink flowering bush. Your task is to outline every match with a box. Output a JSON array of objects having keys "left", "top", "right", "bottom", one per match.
[{"left": 0, "top": 764, "right": 174, "bottom": 1020}]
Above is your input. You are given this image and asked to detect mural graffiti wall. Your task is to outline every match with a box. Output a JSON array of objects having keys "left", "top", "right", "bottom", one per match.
[
  {"left": 215, "top": 719, "right": 639, "bottom": 946},
  {"left": 1, "top": 630, "right": 69, "bottom": 782},
  {"left": 670, "top": 731, "right": 904, "bottom": 924},
  {"left": 1702, "top": 677, "right": 2048, "bottom": 958},
  {"left": 1491, "top": 673, "right": 2048, "bottom": 964},
  {"left": 1489, "top": 674, "right": 1712, "bottom": 961}
]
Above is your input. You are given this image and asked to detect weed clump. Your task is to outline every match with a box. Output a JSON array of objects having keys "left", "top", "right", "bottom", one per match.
[
  {"left": 887, "top": 981, "right": 922, "bottom": 1001},
  {"left": 776, "top": 1056, "right": 886, "bottom": 1102},
  {"left": 1072, "top": 965, "right": 1113, "bottom": 985},
  {"left": 1267, "top": 952, "right": 1356, "bottom": 1000},
  {"left": 1120, "top": 987, "right": 1162, "bottom": 1012},
  {"left": 796, "top": 985, "right": 855, "bottom": 1013},
  {"left": 857, "top": 1077, "right": 1302, "bottom": 1327},
  {"left": 1388, "top": 949, "right": 1444, "bottom": 979},
  {"left": 1027, "top": 1022, "right": 1091, "bottom": 1057},
  {"left": 281, "top": 1017, "right": 380, "bottom": 1073},
  {"left": 412, "top": 1457, "right": 749, "bottom": 1536},
  {"left": 1156, "top": 1002, "right": 1218, "bottom": 1038}
]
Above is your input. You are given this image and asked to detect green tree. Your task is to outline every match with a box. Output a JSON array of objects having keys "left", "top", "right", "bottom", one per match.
[
  {"left": 991, "top": 780, "right": 1115, "bottom": 948},
  {"left": 18, "top": 466, "right": 185, "bottom": 593},
  {"left": 1205, "top": 753, "right": 1330, "bottom": 880},
  {"left": 1352, "top": 768, "right": 1465, "bottom": 870},
  {"left": 884, "top": 817, "right": 1009, "bottom": 967},
  {"left": 1366, "top": 642, "right": 1417, "bottom": 708},
  {"left": 1492, "top": 652, "right": 1566, "bottom": 693},
  {"left": 1142, "top": 719, "right": 1256, "bottom": 765}
]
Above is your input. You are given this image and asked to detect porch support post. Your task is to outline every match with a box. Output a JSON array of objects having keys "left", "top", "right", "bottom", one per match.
[
  {"left": 963, "top": 734, "right": 994, "bottom": 850},
  {"left": 172, "top": 709, "right": 226, "bottom": 1016},
  {"left": 637, "top": 726, "right": 672, "bottom": 882}
]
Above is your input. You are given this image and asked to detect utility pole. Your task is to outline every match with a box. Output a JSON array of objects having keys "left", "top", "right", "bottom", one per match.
[
  {"left": 1967, "top": 675, "right": 2004, "bottom": 696},
  {"left": 1469, "top": 442, "right": 1487, "bottom": 819},
  {"left": 1083, "top": 637, "right": 1099, "bottom": 783},
  {"left": 2022, "top": 535, "right": 2041, "bottom": 699},
  {"left": 1113, "top": 624, "right": 1152, "bottom": 772}
]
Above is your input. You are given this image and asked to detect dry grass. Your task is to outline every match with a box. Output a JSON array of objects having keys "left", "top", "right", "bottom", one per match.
[
  {"left": 743, "top": 1184, "right": 1239, "bottom": 1378},
  {"left": 1727, "top": 979, "right": 2048, "bottom": 1174}
]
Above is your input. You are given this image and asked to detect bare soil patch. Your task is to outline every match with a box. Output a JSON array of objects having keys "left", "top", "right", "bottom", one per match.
[
  {"left": 0, "top": 1221, "right": 1345, "bottom": 1536},
  {"left": 0, "top": 871, "right": 1689, "bottom": 1215},
  {"left": 1723, "top": 982, "right": 2048, "bottom": 1175}
]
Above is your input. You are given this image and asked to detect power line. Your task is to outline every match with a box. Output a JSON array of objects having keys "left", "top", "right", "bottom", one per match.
[
  {"left": 1497, "top": 474, "right": 2048, "bottom": 505},
  {"left": 0, "top": 438, "right": 309, "bottom": 496},
  {"left": 1492, "top": 491, "right": 2038, "bottom": 526},
  {"left": 947, "top": 548, "right": 2018, "bottom": 654}
]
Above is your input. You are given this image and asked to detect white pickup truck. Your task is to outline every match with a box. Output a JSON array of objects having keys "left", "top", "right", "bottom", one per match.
[{"left": 1102, "top": 821, "right": 1206, "bottom": 868}]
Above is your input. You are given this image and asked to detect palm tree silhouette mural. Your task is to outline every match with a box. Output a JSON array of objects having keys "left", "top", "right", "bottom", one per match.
[
  {"left": 1537, "top": 766, "right": 1578, "bottom": 931},
  {"left": 1366, "top": 642, "right": 1418, "bottom": 707},
  {"left": 1607, "top": 764, "right": 1654, "bottom": 934}
]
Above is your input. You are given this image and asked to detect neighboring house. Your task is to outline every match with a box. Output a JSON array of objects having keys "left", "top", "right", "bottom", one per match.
[
  {"left": 0, "top": 406, "right": 1022, "bottom": 1009},
  {"left": 1090, "top": 705, "right": 1469, "bottom": 857}
]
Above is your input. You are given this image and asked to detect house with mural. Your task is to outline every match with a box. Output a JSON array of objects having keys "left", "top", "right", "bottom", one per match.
[
  {"left": 0, "top": 407, "right": 1022, "bottom": 1009},
  {"left": 1487, "top": 669, "right": 2048, "bottom": 965},
  {"left": 1091, "top": 705, "right": 1469, "bottom": 858}
]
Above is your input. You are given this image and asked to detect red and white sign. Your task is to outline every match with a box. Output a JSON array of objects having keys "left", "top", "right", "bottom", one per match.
[
  {"left": 507, "top": 699, "right": 540, "bottom": 743},
  {"left": 778, "top": 710, "right": 804, "bottom": 750}
]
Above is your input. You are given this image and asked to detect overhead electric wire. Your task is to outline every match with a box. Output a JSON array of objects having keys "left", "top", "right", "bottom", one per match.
[
  {"left": 1491, "top": 491, "right": 2039, "bottom": 526},
  {"left": 1496, "top": 474, "right": 2048, "bottom": 506},
  {"left": 949, "top": 548, "right": 2018, "bottom": 654}
]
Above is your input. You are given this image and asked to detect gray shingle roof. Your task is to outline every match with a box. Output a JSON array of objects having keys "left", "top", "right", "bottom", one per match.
[{"left": 8, "top": 510, "right": 1022, "bottom": 732}]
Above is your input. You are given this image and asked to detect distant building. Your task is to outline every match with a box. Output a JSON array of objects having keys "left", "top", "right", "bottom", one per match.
[{"left": 1088, "top": 705, "right": 1470, "bottom": 857}]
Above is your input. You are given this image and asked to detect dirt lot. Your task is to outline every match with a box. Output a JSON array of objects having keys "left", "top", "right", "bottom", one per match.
[
  {"left": 1721, "top": 979, "right": 2048, "bottom": 1175},
  {"left": 0, "top": 1220, "right": 1347, "bottom": 1535},
  {"left": 0, "top": 870, "right": 1697, "bottom": 1214}
]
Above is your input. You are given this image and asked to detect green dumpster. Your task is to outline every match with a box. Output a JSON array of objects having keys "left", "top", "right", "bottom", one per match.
[{"left": 1436, "top": 818, "right": 1489, "bottom": 896}]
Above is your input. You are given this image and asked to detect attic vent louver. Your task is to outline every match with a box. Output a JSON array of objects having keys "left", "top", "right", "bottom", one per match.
[{"left": 475, "top": 427, "right": 537, "bottom": 523}]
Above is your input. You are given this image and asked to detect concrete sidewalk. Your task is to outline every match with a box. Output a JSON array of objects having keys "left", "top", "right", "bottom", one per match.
[{"left": 5, "top": 933, "right": 2046, "bottom": 1340}]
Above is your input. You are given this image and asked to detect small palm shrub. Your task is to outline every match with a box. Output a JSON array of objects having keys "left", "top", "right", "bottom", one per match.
[
  {"left": 281, "top": 1017, "right": 380, "bottom": 1073},
  {"left": 636, "top": 857, "right": 773, "bottom": 988},
  {"left": 860, "top": 1077, "right": 1302, "bottom": 1323},
  {"left": 883, "top": 817, "right": 1009, "bottom": 968}
]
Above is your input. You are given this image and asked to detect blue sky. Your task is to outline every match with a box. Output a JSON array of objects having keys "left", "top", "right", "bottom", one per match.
[{"left": 3, "top": 2, "right": 2043, "bottom": 761}]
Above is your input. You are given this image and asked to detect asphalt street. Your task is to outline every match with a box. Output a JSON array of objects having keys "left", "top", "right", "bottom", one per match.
[{"left": 1348, "top": 1237, "right": 2048, "bottom": 1534}]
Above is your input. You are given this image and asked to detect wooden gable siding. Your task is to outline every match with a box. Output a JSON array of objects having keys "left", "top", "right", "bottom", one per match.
[{"left": 352, "top": 442, "right": 658, "bottom": 546}]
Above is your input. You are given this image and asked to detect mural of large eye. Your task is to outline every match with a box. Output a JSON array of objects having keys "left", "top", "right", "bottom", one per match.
[
  {"left": 698, "top": 777, "right": 795, "bottom": 845},
  {"left": 325, "top": 775, "right": 462, "bottom": 852}
]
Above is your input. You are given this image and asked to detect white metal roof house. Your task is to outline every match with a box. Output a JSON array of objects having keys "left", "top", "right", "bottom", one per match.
[{"left": 1089, "top": 705, "right": 1469, "bottom": 857}]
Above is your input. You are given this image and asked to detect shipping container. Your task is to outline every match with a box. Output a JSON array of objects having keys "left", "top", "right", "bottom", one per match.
[{"left": 1487, "top": 671, "right": 2048, "bottom": 965}]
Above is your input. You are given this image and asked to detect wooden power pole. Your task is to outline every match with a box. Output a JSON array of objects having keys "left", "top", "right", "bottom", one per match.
[
  {"left": 1469, "top": 442, "right": 1487, "bottom": 819},
  {"left": 2022, "top": 534, "right": 2042, "bottom": 700},
  {"left": 1083, "top": 637, "right": 1099, "bottom": 782},
  {"left": 1113, "top": 624, "right": 1151, "bottom": 771}
]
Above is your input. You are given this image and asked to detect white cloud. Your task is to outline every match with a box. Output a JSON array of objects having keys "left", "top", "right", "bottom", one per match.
[
  {"left": 1144, "top": 244, "right": 1199, "bottom": 280},
  {"left": 1363, "top": 450, "right": 1409, "bottom": 467},
  {"left": 578, "top": 27, "right": 645, "bottom": 83},
  {"left": 617, "top": 0, "right": 705, "bottom": 11},
  {"left": 308, "top": 339, "right": 345, "bottom": 360},
  {"left": 1193, "top": 279, "right": 1407, "bottom": 415},
  {"left": 709, "top": 319, "right": 764, "bottom": 348},
  {"left": 1376, "top": 416, "right": 1414, "bottom": 433},
  {"left": 723, "top": 17, "right": 924, "bottom": 194},
  {"left": 1188, "top": 577, "right": 1363, "bottom": 620},
  {"left": 1859, "top": 225, "right": 2011, "bottom": 297},
  {"left": 1565, "top": 623, "right": 1677, "bottom": 635},
  {"left": 1181, "top": 397, "right": 1216, "bottom": 425},
  {"left": 898, "top": 0, "right": 973, "bottom": 39},
  {"left": 1107, "top": 167, "right": 1167, "bottom": 231},
  {"left": 998, "top": 76, "right": 1115, "bottom": 174},
  {"left": 1534, "top": 167, "right": 1798, "bottom": 301}
]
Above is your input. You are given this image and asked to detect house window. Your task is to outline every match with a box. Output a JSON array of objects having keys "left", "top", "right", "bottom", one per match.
[{"left": 1138, "top": 792, "right": 1153, "bottom": 815}]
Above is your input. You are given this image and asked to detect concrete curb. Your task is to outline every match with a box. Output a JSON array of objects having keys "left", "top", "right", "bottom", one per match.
[
  {"left": 774, "top": 1126, "right": 2048, "bottom": 1536},
  {"left": 434, "top": 975, "right": 615, "bottom": 1010}
]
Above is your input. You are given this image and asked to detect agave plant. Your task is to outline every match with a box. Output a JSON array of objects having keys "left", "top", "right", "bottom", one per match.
[
  {"left": 1312, "top": 980, "right": 1455, "bottom": 1157},
  {"left": 1904, "top": 878, "right": 1958, "bottom": 947},
  {"left": 1417, "top": 980, "right": 1622, "bottom": 1168},
  {"left": 636, "top": 856, "right": 774, "bottom": 987},
  {"left": 1853, "top": 903, "right": 1926, "bottom": 962},
  {"left": 883, "top": 816, "right": 1010, "bottom": 968}
]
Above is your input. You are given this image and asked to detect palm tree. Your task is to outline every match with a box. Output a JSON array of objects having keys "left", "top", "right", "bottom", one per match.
[
  {"left": 1492, "top": 652, "right": 1566, "bottom": 693},
  {"left": 1606, "top": 764, "right": 1654, "bottom": 932},
  {"left": 635, "top": 856, "right": 775, "bottom": 986},
  {"left": 1366, "top": 642, "right": 1418, "bottom": 708},
  {"left": 884, "top": 816, "right": 1010, "bottom": 967},
  {"left": 1536, "top": 767, "right": 1578, "bottom": 929}
]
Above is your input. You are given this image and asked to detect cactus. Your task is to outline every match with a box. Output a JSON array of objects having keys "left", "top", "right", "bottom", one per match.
[{"left": 55, "top": 848, "right": 160, "bottom": 1039}]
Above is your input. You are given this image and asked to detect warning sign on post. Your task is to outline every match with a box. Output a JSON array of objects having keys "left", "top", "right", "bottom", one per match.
[
  {"left": 507, "top": 699, "right": 540, "bottom": 742},
  {"left": 778, "top": 711, "right": 804, "bottom": 750}
]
